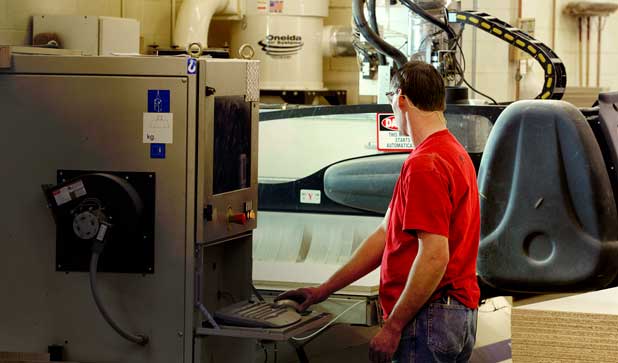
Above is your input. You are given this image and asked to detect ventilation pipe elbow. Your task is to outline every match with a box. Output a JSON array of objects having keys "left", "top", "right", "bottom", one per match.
[{"left": 173, "top": 0, "right": 229, "bottom": 50}]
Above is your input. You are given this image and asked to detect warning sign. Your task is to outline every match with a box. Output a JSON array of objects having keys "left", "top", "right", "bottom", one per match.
[
  {"left": 376, "top": 113, "right": 414, "bottom": 152},
  {"left": 53, "top": 180, "right": 87, "bottom": 206}
]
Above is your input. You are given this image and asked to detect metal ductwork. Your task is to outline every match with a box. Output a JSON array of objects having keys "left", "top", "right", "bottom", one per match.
[{"left": 173, "top": 0, "right": 230, "bottom": 49}]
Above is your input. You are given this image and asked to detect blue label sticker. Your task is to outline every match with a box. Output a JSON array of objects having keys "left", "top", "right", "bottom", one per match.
[
  {"left": 150, "top": 143, "right": 166, "bottom": 159},
  {"left": 187, "top": 58, "right": 197, "bottom": 75},
  {"left": 148, "top": 90, "right": 170, "bottom": 113}
]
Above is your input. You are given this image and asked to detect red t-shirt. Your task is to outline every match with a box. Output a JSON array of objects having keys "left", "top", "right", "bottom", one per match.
[{"left": 380, "top": 129, "right": 480, "bottom": 318}]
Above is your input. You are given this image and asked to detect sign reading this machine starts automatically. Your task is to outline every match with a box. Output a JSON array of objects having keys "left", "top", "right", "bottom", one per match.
[{"left": 376, "top": 113, "right": 414, "bottom": 152}]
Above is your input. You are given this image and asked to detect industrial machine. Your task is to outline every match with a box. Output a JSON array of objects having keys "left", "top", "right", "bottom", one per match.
[
  {"left": 350, "top": 0, "right": 618, "bottom": 295},
  {"left": 0, "top": 54, "right": 330, "bottom": 363},
  {"left": 353, "top": 0, "right": 566, "bottom": 102},
  {"left": 251, "top": 0, "right": 618, "bottom": 324},
  {"left": 253, "top": 104, "right": 502, "bottom": 326},
  {"left": 174, "top": 0, "right": 355, "bottom": 105},
  {"left": 256, "top": 98, "right": 618, "bottom": 298},
  {"left": 2, "top": 1, "right": 618, "bottom": 362}
]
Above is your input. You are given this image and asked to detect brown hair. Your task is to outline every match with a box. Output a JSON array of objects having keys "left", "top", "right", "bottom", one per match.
[{"left": 391, "top": 61, "right": 445, "bottom": 112}]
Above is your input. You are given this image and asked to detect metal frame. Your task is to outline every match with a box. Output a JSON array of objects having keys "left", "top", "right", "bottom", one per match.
[
  {"left": 198, "top": 59, "right": 260, "bottom": 244},
  {"left": 0, "top": 54, "right": 260, "bottom": 363}
]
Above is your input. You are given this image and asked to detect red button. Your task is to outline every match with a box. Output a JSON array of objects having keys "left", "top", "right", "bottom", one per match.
[{"left": 228, "top": 213, "right": 247, "bottom": 225}]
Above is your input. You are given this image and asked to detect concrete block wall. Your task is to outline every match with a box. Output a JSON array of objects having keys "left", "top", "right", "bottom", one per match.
[
  {"left": 1, "top": 0, "right": 508, "bottom": 104},
  {"left": 2, "top": 0, "right": 617, "bottom": 104},
  {"left": 520, "top": 0, "right": 618, "bottom": 100},
  {"left": 0, "top": 0, "right": 367, "bottom": 103},
  {"left": 453, "top": 0, "right": 618, "bottom": 102},
  {"left": 0, "top": 0, "right": 119, "bottom": 46},
  {"left": 457, "top": 0, "right": 618, "bottom": 102},
  {"left": 0, "top": 0, "right": 176, "bottom": 54},
  {"left": 459, "top": 0, "right": 519, "bottom": 103}
]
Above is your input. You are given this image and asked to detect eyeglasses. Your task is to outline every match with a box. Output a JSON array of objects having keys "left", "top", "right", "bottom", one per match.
[{"left": 385, "top": 91, "right": 395, "bottom": 102}]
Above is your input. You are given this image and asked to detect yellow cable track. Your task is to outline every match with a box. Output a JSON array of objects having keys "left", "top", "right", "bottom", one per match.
[{"left": 455, "top": 11, "right": 567, "bottom": 100}]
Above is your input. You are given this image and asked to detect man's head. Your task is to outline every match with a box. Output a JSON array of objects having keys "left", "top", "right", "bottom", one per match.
[
  {"left": 388, "top": 61, "right": 446, "bottom": 138},
  {"left": 390, "top": 61, "right": 446, "bottom": 111}
]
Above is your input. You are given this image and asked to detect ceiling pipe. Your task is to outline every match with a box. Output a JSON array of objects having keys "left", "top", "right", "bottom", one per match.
[{"left": 173, "top": 0, "right": 229, "bottom": 49}]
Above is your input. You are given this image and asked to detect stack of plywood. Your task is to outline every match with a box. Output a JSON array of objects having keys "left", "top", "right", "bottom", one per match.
[
  {"left": 0, "top": 46, "right": 10, "bottom": 68},
  {"left": 512, "top": 287, "right": 618, "bottom": 362},
  {"left": 0, "top": 352, "right": 49, "bottom": 363},
  {"left": 562, "top": 86, "right": 604, "bottom": 108}
]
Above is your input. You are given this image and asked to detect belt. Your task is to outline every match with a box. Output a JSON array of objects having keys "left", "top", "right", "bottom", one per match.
[
  {"left": 432, "top": 284, "right": 455, "bottom": 305},
  {"left": 435, "top": 293, "right": 456, "bottom": 305}
]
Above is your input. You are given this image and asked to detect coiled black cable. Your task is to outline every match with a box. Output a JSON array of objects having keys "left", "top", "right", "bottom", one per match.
[{"left": 352, "top": 0, "right": 408, "bottom": 68}]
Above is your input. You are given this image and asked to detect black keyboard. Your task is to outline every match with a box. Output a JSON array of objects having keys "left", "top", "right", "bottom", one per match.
[{"left": 214, "top": 300, "right": 302, "bottom": 328}]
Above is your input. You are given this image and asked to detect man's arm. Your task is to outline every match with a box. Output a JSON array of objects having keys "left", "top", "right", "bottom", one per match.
[
  {"left": 384, "top": 231, "right": 449, "bottom": 332},
  {"left": 384, "top": 231, "right": 450, "bottom": 332},
  {"left": 368, "top": 231, "right": 450, "bottom": 362},
  {"left": 277, "top": 208, "right": 391, "bottom": 310}
]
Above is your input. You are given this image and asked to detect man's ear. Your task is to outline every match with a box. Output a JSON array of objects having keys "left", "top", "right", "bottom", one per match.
[{"left": 397, "top": 94, "right": 410, "bottom": 112}]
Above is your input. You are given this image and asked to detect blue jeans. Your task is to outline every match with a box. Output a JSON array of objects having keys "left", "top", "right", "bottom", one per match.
[{"left": 392, "top": 296, "right": 478, "bottom": 363}]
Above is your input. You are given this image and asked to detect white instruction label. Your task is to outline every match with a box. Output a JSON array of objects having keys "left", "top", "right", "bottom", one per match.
[
  {"left": 376, "top": 113, "right": 414, "bottom": 152},
  {"left": 96, "top": 223, "right": 108, "bottom": 241},
  {"left": 143, "top": 112, "right": 173, "bottom": 144},
  {"left": 53, "top": 180, "right": 87, "bottom": 206},
  {"left": 300, "top": 189, "right": 321, "bottom": 204}
]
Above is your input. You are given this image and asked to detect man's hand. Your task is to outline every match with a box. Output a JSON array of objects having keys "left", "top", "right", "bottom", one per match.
[
  {"left": 369, "top": 325, "right": 402, "bottom": 363},
  {"left": 275, "top": 286, "right": 328, "bottom": 312}
]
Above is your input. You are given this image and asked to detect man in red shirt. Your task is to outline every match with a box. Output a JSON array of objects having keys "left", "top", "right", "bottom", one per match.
[{"left": 278, "top": 61, "right": 480, "bottom": 363}]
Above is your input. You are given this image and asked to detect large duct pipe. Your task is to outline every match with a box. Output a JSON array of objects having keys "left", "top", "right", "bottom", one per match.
[
  {"left": 173, "top": 0, "right": 229, "bottom": 49},
  {"left": 322, "top": 26, "right": 356, "bottom": 58}
]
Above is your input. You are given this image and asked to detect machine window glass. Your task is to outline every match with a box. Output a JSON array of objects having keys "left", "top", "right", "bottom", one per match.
[
  {"left": 258, "top": 107, "right": 495, "bottom": 183},
  {"left": 213, "top": 96, "right": 252, "bottom": 194}
]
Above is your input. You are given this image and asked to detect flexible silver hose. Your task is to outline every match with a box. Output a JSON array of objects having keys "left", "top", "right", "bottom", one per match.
[{"left": 89, "top": 252, "right": 149, "bottom": 346}]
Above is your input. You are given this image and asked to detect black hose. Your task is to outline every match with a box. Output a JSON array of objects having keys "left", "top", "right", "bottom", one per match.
[
  {"left": 367, "top": 0, "right": 387, "bottom": 66},
  {"left": 398, "top": 0, "right": 457, "bottom": 41},
  {"left": 352, "top": 0, "right": 407, "bottom": 68},
  {"left": 293, "top": 344, "right": 309, "bottom": 363},
  {"left": 261, "top": 343, "right": 268, "bottom": 363},
  {"left": 89, "top": 251, "right": 149, "bottom": 346}
]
